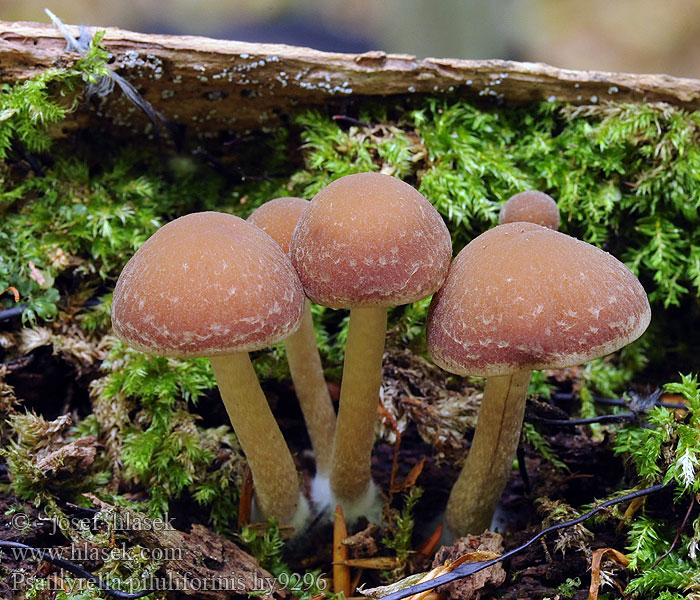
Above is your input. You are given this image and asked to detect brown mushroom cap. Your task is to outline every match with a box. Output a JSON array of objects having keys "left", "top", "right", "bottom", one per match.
[
  {"left": 290, "top": 173, "right": 452, "bottom": 308},
  {"left": 499, "top": 190, "right": 560, "bottom": 230},
  {"left": 112, "top": 211, "right": 305, "bottom": 357},
  {"left": 247, "top": 197, "right": 310, "bottom": 254},
  {"left": 427, "top": 222, "right": 651, "bottom": 376}
]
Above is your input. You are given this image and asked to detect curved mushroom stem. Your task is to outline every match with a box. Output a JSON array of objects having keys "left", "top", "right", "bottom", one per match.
[
  {"left": 209, "top": 352, "right": 304, "bottom": 526},
  {"left": 330, "top": 306, "right": 387, "bottom": 517},
  {"left": 446, "top": 370, "right": 532, "bottom": 537},
  {"left": 284, "top": 300, "right": 337, "bottom": 476}
]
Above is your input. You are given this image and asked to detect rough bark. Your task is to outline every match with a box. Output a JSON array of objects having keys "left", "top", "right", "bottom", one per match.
[{"left": 2, "top": 20, "right": 700, "bottom": 137}]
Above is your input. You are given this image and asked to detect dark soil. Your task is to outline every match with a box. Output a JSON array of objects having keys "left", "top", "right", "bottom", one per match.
[{"left": 0, "top": 345, "right": 664, "bottom": 600}]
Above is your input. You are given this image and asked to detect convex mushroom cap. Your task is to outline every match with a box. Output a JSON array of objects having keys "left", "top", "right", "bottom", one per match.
[
  {"left": 248, "top": 197, "right": 309, "bottom": 254},
  {"left": 291, "top": 172, "right": 452, "bottom": 308},
  {"left": 498, "top": 190, "right": 560, "bottom": 230},
  {"left": 427, "top": 222, "right": 651, "bottom": 376},
  {"left": 112, "top": 211, "right": 305, "bottom": 356}
]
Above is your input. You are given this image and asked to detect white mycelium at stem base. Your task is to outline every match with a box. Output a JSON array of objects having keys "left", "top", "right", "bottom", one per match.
[
  {"left": 248, "top": 198, "right": 337, "bottom": 477},
  {"left": 427, "top": 222, "right": 651, "bottom": 537},
  {"left": 111, "top": 211, "right": 308, "bottom": 527},
  {"left": 291, "top": 173, "right": 452, "bottom": 521}
]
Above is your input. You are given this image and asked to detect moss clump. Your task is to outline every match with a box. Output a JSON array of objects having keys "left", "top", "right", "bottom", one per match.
[
  {"left": 289, "top": 101, "right": 700, "bottom": 310},
  {"left": 0, "top": 30, "right": 111, "bottom": 160}
]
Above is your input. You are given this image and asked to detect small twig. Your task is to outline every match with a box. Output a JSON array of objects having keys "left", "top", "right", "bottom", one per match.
[
  {"left": 62, "top": 501, "right": 98, "bottom": 515},
  {"left": 530, "top": 387, "right": 691, "bottom": 428},
  {"left": 374, "top": 483, "right": 671, "bottom": 600},
  {"left": 0, "top": 541, "right": 150, "bottom": 599},
  {"left": 650, "top": 495, "right": 696, "bottom": 569},
  {"left": 0, "top": 306, "right": 26, "bottom": 322},
  {"left": 332, "top": 115, "right": 372, "bottom": 127},
  {"left": 657, "top": 401, "right": 690, "bottom": 410},
  {"left": 526, "top": 413, "right": 637, "bottom": 426},
  {"left": 552, "top": 392, "right": 689, "bottom": 413}
]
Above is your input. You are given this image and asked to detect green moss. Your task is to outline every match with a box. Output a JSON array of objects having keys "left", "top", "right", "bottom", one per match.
[
  {"left": 0, "top": 30, "right": 111, "bottom": 160},
  {"left": 95, "top": 341, "right": 245, "bottom": 521},
  {"left": 3, "top": 55, "right": 700, "bottom": 598},
  {"left": 238, "top": 520, "right": 332, "bottom": 599},
  {"left": 382, "top": 486, "right": 423, "bottom": 580},
  {"left": 288, "top": 100, "right": 700, "bottom": 311},
  {"left": 522, "top": 422, "right": 569, "bottom": 472}
]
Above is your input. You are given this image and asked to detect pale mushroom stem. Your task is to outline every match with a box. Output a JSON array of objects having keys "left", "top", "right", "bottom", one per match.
[
  {"left": 446, "top": 370, "right": 532, "bottom": 537},
  {"left": 284, "top": 299, "right": 337, "bottom": 476},
  {"left": 209, "top": 352, "right": 302, "bottom": 525},
  {"left": 330, "top": 306, "right": 387, "bottom": 506}
]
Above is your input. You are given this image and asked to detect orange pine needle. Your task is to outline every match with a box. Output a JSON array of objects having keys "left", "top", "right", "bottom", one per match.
[
  {"left": 416, "top": 523, "right": 443, "bottom": 560},
  {"left": 238, "top": 466, "right": 254, "bottom": 529},
  {"left": 334, "top": 557, "right": 399, "bottom": 569},
  {"left": 350, "top": 568, "right": 364, "bottom": 595},
  {"left": 333, "top": 504, "right": 352, "bottom": 597},
  {"left": 1, "top": 286, "right": 20, "bottom": 302},
  {"left": 392, "top": 456, "right": 426, "bottom": 493}
]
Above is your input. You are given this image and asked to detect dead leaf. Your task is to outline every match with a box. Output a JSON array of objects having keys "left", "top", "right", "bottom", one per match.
[
  {"left": 430, "top": 532, "right": 507, "bottom": 600},
  {"left": 588, "top": 548, "right": 630, "bottom": 600},
  {"left": 391, "top": 456, "right": 426, "bottom": 493},
  {"left": 416, "top": 523, "right": 443, "bottom": 561}
]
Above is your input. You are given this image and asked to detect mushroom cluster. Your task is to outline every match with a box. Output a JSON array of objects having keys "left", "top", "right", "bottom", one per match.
[{"left": 110, "top": 181, "right": 651, "bottom": 542}]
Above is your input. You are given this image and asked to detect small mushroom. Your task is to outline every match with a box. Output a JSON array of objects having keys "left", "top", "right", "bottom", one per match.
[
  {"left": 111, "top": 212, "right": 309, "bottom": 529},
  {"left": 248, "top": 197, "right": 337, "bottom": 478},
  {"left": 427, "top": 222, "right": 651, "bottom": 537},
  {"left": 498, "top": 190, "right": 560, "bottom": 230},
  {"left": 291, "top": 172, "right": 452, "bottom": 520}
]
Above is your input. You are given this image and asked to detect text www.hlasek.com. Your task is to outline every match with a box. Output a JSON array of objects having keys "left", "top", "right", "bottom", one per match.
[{"left": 5, "top": 542, "right": 183, "bottom": 563}]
